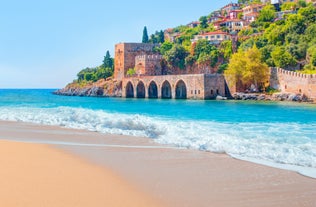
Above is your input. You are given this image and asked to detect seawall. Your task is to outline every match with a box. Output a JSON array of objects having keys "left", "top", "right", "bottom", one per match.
[{"left": 270, "top": 67, "right": 316, "bottom": 101}]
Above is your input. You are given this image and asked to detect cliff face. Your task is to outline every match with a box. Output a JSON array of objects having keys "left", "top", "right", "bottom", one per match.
[{"left": 54, "top": 78, "right": 122, "bottom": 97}]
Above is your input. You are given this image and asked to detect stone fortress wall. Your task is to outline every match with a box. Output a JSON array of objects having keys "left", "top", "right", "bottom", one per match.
[
  {"left": 114, "top": 43, "right": 316, "bottom": 100},
  {"left": 270, "top": 67, "right": 316, "bottom": 100},
  {"left": 115, "top": 42, "right": 228, "bottom": 99},
  {"left": 134, "top": 55, "right": 163, "bottom": 76},
  {"left": 114, "top": 43, "right": 159, "bottom": 80}
]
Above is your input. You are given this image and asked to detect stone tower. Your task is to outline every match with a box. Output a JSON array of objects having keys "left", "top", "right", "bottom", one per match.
[
  {"left": 134, "top": 55, "right": 163, "bottom": 76},
  {"left": 114, "top": 43, "right": 158, "bottom": 80}
]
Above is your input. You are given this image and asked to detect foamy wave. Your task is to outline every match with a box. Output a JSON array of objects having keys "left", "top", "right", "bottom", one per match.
[
  {"left": 0, "top": 107, "right": 164, "bottom": 138},
  {"left": 0, "top": 106, "right": 315, "bottom": 174}
]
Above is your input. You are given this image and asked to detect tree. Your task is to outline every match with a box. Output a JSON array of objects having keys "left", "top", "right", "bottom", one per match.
[
  {"left": 225, "top": 46, "right": 269, "bottom": 91},
  {"left": 257, "top": 4, "right": 276, "bottom": 23},
  {"left": 158, "top": 30, "right": 165, "bottom": 43},
  {"left": 126, "top": 68, "right": 136, "bottom": 76},
  {"left": 307, "top": 46, "right": 316, "bottom": 67},
  {"left": 165, "top": 44, "right": 189, "bottom": 69},
  {"left": 159, "top": 41, "right": 173, "bottom": 55},
  {"left": 297, "top": 0, "right": 307, "bottom": 8},
  {"left": 95, "top": 66, "right": 113, "bottom": 80},
  {"left": 220, "top": 40, "right": 233, "bottom": 60},
  {"left": 142, "top": 26, "right": 149, "bottom": 43},
  {"left": 271, "top": 46, "right": 296, "bottom": 68},
  {"left": 150, "top": 34, "right": 157, "bottom": 43},
  {"left": 281, "top": 2, "right": 297, "bottom": 11},
  {"left": 199, "top": 16, "right": 208, "bottom": 29},
  {"left": 193, "top": 39, "right": 219, "bottom": 68},
  {"left": 298, "top": 4, "right": 316, "bottom": 24},
  {"left": 103, "top": 51, "right": 113, "bottom": 69}
]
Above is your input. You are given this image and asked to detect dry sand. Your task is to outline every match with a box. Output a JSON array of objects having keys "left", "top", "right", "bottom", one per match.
[
  {"left": 0, "top": 121, "right": 316, "bottom": 207},
  {"left": 0, "top": 140, "right": 163, "bottom": 207}
]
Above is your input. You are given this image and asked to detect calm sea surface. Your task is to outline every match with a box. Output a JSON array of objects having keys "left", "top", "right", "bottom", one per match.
[{"left": 0, "top": 89, "right": 315, "bottom": 177}]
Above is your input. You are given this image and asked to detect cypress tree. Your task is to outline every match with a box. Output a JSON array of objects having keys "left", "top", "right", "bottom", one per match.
[
  {"left": 103, "top": 50, "right": 113, "bottom": 69},
  {"left": 158, "top": 30, "right": 165, "bottom": 43},
  {"left": 142, "top": 26, "right": 149, "bottom": 43}
]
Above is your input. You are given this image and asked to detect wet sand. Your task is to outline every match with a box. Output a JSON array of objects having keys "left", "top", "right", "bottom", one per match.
[{"left": 0, "top": 121, "right": 316, "bottom": 207}]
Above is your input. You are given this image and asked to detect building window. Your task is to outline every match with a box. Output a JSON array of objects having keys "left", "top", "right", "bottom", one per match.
[
  {"left": 198, "top": 90, "right": 200, "bottom": 94},
  {"left": 211, "top": 90, "right": 213, "bottom": 95},
  {"left": 216, "top": 89, "right": 219, "bottom": 94}
]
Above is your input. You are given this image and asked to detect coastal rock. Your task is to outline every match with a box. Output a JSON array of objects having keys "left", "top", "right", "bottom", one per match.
[
  {"left": 216, "top": 95, "right": 227, "bottom": 100},
  {"left": 272, "top": 93, "right": 309, "bottom": 102},
  {"left": 54, "top": 78, "right": 122, "bottom": 97},
  {"left": 232, "top": 92, "right": 310, "bottom": 102},
  {"left": 233, "top": 93, "right": 262, "bottom": 100}
]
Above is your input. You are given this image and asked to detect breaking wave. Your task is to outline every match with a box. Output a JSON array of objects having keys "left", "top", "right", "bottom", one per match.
[{"left": 0, "top": 106, "right": 316, "bottom": 178}]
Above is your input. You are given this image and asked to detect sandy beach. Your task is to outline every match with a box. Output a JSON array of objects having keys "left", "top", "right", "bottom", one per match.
[{"left": 0, "top": 121, "right": 316, "bottom": 207}]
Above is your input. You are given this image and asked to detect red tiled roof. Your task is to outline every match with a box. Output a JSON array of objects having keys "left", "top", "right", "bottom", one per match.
[
  {"left": 165, "top": 28, "right": 173, "bottom": 33},
  {"left": 200, "top": 31, "right": 230, "bottom": 36},
  {"left": 243, "top": 12, "right": 259, "bottom": 16},
  {"left": 242, "top": 4, "right": 263, "bottom": 9},
  {"left": 230, "top": 10, "right": 243, "bottom": 13}
]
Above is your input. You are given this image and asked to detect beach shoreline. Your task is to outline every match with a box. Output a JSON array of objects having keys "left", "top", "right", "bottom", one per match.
[
  {"left": 0, "top": 138, "right": 163, "bottom": 207},
  {"left": 0, "top": 120, "right": 316, "bottom": 207}
]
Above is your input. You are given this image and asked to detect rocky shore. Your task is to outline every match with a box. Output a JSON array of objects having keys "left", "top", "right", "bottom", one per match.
[
  {"left": 53, "top": 78, "right": 122, "bottom": 97},
  {"left": 231, "top": 92, "right": 311, "bottom": 102}
]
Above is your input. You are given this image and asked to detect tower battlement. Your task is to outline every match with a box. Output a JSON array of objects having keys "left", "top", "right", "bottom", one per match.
[
  {"left": 135, "top": 55, "right": 163, "bottom": 62},
  {"left": 114, "top": 43, "right": 159, "bottom": 80}
]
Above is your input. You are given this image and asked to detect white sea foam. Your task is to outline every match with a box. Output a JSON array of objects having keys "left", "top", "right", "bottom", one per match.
[{"left": 0, "top": 106, "right": 315, "bottom": 178}]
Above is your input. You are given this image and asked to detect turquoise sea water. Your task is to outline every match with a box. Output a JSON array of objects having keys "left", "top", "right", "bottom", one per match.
[{"left": 0, "top": 89, "right": 316, "bottom": 177}]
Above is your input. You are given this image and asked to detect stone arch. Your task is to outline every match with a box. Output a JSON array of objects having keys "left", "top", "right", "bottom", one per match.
[
  {"left": 148, "top": 81, "right": 158, "bottom": 98},
  {"left": 161, "top": 80, "right": 172, "bottom": 99},
  {"left": 175, "top": 80, "right": 187, "bottom": 99},
  {"left": 136, "top": 81, "right": 146, "bottom": 98},
  {"left": 126, "top": 81, "right": 134, "bottom": 98}
]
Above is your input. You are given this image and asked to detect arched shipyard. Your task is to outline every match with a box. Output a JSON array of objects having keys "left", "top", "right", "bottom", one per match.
[{"left": 114, "top": 42, "right": 229, "bottom": 99}]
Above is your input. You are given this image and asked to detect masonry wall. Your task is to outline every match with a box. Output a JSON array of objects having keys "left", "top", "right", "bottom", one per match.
[
  {"left": 270, "top": 67, "right": 316, "bottom": 100},
  {"left": 122, "top": 74, "right": 226, "bottom": 99},
  {"left": 114, "top": 43, "right": 158, "bottom": 80},
  {"left": 135, "top": 55, "right": 163, "bottom": 76},
  {"left": 204, "top": 74, "right": 226, "bottom": 99}
]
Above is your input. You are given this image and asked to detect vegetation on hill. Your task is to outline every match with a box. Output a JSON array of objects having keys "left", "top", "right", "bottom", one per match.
[
  {"left": 70, "top": 0, "right": 316, "bottom": 92},
  {"left": 237, "top": 1, "right": 316, "bottom": 73},
  {"left": 145, "top": 0, "right": 316, "bottom": 91},
  {"left": 75, "top": 50, "right": 114, "bottom": 84}
]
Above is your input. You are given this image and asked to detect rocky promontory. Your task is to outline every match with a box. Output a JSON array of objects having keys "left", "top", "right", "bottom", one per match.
[{"left": 53, "top": 78, "right": 122, "bottom": 97}]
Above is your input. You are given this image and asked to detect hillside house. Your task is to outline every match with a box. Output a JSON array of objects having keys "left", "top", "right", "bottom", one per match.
[
  {"left": 164, "top": 29, "right": 181, "bottom": 43},
  {"left": 242, "top": 4, "right": 264, "bottom": 22},
  {"left": 229, "top": 10, "right": 243, "bottom": 19},
  {"left": 191, "top": 31, "right": 231, "bottom": 45},
  {"left": 187, "top": 21, "right": 200, "bottom": 28},
  {"left": 221, "top": 3, "right": 242, "bottom": 16},
  {"left": 218, "top": 19, "right": 246, "bottom": 33},
  {"left": 208, "top": 15, "right": 224, "bottom": 23}
]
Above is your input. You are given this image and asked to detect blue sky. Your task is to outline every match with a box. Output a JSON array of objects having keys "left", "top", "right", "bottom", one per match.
[{"left": 0, "top": 0, "right": 232, "bottom": 88}]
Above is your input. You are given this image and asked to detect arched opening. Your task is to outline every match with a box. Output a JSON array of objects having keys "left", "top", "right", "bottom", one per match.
[
  {"left": 175, "top": 80, "right": 187, "bottom": 99},
  {"left": 161, "top": 81, "right": 172, "bottom": 99},
  {"left": 136, "top": 81, "right": 146, "bottom": 98},
  {"left": 148, "top": 81, "right": 158, "bottom": 98},
  {"left": 126, "top": 82, "right": 134, "bottom": 98}
]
